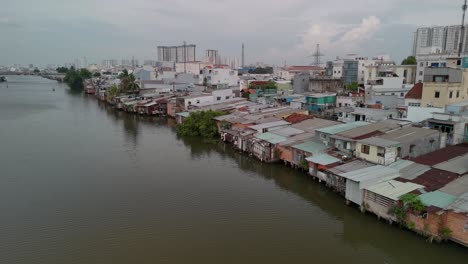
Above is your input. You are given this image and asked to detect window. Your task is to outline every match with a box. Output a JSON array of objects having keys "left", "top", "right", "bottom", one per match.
[
  {"left": 449, "top": 91, "right": 453, "bottom": 98},
  {"left": 419, "top": 71, "right": 423, "bottom": 76},
  {"left": 435, "top": 91, "right": 440, "bottom": 98},
  {"left": 377, "top": 147, "right": 385, "bottom": 157},
  {"left": 420, "top": 62, "right": 424, "bottom": 67},
  {"left": 409, "top": 102, "right": 421, "bottom": 107},
  {"left": 225, "top": 96, "right": 230, "bottom": 100},
  {"left": 457, "top": 91, "right": 460, "bottom": 98},
  {"left": 391, "top": 93, "right": 395, "bottom": 96},
  {"left": 361, "top": 145, "right": 370, "bottom": 154},
  {"left": 409, "top": 144, "right": 416, "bottom": 154},
  {"left": 216, "top": 96, "right": 221, "bottom": 101},
  {"left": 196, "top": 100, "right": 200, "bottom": 104},
  {"left": 464, "top": 221, "right": 468, "bottom": 231},
  {"left": 400, "top": 93, "right": 404, "bottom": 97}
]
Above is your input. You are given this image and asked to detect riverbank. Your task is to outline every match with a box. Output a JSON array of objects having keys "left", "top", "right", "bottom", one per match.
[
  {"left": 81, "top": 77, "right": 468, "bottom": 249},
  {"left": 3, "top": 75, "right": 468, "bottom": 263}
]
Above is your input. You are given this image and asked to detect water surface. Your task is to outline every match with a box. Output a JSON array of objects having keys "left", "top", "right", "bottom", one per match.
[{"left": 0, "top": 76, "right": 466, "bottom": 263}]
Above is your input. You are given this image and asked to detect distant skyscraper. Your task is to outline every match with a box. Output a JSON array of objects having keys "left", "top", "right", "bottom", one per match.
[
  {"left": 241, "top": 43, "right": 245, "bottom": 67},
  {"left": 157, "top": 44, "right": 196, "bottom": 62},
  {"left": 413, "top": 25, "right": 468, "bottom": 56}
]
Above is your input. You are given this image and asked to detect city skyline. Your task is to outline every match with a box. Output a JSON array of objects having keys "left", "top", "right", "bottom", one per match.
[{"left": 0, "top": 0, "right": 463, "bottom": 66}]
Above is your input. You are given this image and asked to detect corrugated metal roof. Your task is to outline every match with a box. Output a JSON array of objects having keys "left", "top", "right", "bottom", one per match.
[
  {"left": 358, "top": 137, "right": 401, "bottom": 148},
  {"left": 433, "top": 153, "right": 468, "bottom": 175},
  {"left": 378, "top": 126, "right": 438, "bottom": 144},
  {"left": 334, "top": 121, "right": 403, "bottom": 139},
  {"left": 340, "top": 165, "right": 400, "bottom": 188},
  {"left": 388, "top": 159, "right": 414, "bottom": 171},
  {"left": 446, "top": 192, "right": 468, "bottom": 213},
  {"left": 366, "top": 180, "right": 424, "bottom": 200},
  {"left": 438, "top": 175, "right": 468, "bottom": 197},
  {"left": 291, "top": 118, "right": 341, "bottom": 132},
  {"left": 397, "top": 162, "right": 431, "bottom": 180},
  {"left": 306, "top": 153, "right": 341, "bottom": 165},
  {"left": 270, "top": 127, "right": 305, "bottom": 137},
  {"left": 292, "top": 140, "right": 329, "bottom": 154},
  {"left": 328, "top": 160, "right": 374, "bottom": 175},
  {"left": 315, "top": 121, "right": 369, "bottom": 135},
  {"left": 254, "top": 132, "right": 287, "bottom": 144},
  {"left": 419, "top": 191, "right": 457, "bottom": 209},
  {"left": 397, "top": 168, "right": 459, "bottom": 192},
  {"left": 278, "top": 132, "right": 315, "bottom": 147},
  {"left": 248, "top": 120, "right": 290, "bottom": 131},
  {"left": 409, "top": 143, "right": 468, "bottom": 166}
]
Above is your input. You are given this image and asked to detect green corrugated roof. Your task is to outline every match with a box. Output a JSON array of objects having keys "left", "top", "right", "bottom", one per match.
[
  {"left": 315, "top": 121, "right": 369, "bottom": 135},
  {"left": 306, "top": 153, "right": 340, "bottom": 165},
  {"left": 292, "top": 140, "right": 328, "bottom": 153},
  {"left": 419, "top": 191, "right": 457, "bottom": 209},
  {"left": 255, "top": 132, "right": 287, "bottom": 144}
]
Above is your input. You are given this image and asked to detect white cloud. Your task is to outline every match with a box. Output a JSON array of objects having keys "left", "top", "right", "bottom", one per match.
[{"left": 299, "top": 16, "right": 381, "bottom": 60}]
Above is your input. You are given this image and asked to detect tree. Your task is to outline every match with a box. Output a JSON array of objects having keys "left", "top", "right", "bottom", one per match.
[
  {"left": 241, "top": 89, "right": 250, "bottom": 99},
  {"left": 126, "top": 73, "right": 140, "bottom": 93},
  {"left": 176, "top": 110, "right": 224, "bottom": 139},
  {"left": 64, "top": 68, "right": 84, "bottom": 91},
  {"left": 118, "top": 69, "right": 129, "bottom": 79},
  {"left": 56, "top": 67, "right": 69, "bottom": 73},
  {"left": 93, "top": 72, "right": 101, "bottom": 77},
  {"left": 401, "top": 56, "right": 416, "bottom": 65},
  {"left": 107, "top": 84, "right": 121, "bottom": 101},
  {"left": 346, "top": 81, "right": 359, "bottom": 91},
  {"left": 33, "top": 68, "right": 40, "bottom": 73},
  {"left": 79, "top": 68, "right": 92, "bottom": 79}
]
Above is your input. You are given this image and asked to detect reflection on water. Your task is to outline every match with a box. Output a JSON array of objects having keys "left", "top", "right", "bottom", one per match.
[{"left": 1, "top": 76, "right": 467, "bottom": 264}]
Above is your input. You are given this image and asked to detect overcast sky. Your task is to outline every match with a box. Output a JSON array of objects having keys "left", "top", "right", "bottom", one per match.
[{"left": 0, "top": 0, "right": 464, "bottom": 66}]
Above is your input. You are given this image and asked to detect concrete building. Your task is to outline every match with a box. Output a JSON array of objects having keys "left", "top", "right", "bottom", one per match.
[
  {"left": 421, "top": 68, "right": 468, "bottom": 107},
  {"left": 342, "top": 60, "right": 358, "bottom": 85},
  {"left": 293, "top": 73, "right": 344, "bottom": 94},
  {"left": 175, "top": 61, "right": 212, "bottom": 75},
  {"left": 427, "top": 101, "right": 468, "bottom": 145},
  {"left": 205, "top": 49, "right": 220, "bottom": 64},
  {"left": 357, "top": 126, "right": 441, "bottom": 161},
  {"left": 413, "top": 25, "right": 468, "bottom": 56},
  {"left": 201, "top": 67, "right": 239, "bottom": 88},
  {"left": 365, "top": 64, "right": 416, "bottom": 85},
  {"left": 157, "top": 44, "right": 196, "bottom": 63},
  {"left": 365, "top": 73, "right": 413, "bottom": 109}
]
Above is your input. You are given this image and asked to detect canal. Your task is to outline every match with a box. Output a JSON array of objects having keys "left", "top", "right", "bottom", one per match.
[{"left": 0, "top": 76, "right": 467, "bottom": 263}]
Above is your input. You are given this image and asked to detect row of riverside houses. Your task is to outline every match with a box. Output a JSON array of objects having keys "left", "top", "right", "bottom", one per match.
[
  {"left": 213, "top": 108, "right": 468, "bottom": 247},
  {"left": 83, "top": 56, "right": 468, "bottom": 247}
]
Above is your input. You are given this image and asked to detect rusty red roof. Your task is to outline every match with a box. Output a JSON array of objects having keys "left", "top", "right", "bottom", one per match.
[
  {"left": 397, "top": 168, "right": 459, "bottom": 192},
  {"left": 408, "top": 143, "right": 468, "bottom": 166},
  {"left": 405, "top": 83, "right": 423, "bottom": 99},
  {"left": 284, "top": 113, "right": 311, "bottom": 124}
]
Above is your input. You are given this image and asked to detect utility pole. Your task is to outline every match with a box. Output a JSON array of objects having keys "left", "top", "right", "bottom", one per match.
[
  {"left": 183, "top": 41, "right": 187, "bottom": 74},
  {"left": 458, "top": 0, "right": 467, "bottom": 57}
]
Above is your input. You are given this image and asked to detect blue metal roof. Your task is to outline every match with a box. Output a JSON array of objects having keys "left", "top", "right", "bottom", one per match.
[
  {"left": 419, "top": 191, "right": 457, "bottom": 209},
  {"left": 255, "top": 132, "right": 287, "bottom": 144},
  {"left": 292, "top": 140, "right": 328, "bottom": 154}
]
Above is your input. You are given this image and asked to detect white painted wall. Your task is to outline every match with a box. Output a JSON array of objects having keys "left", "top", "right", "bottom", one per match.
[{"left": 406, "top": 106, "right": 445, "bottom": 122}]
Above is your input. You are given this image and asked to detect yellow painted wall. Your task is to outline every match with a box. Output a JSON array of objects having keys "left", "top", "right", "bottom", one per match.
[{"left": 421, "top": 70, "right": 468, "bottom": 107}]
